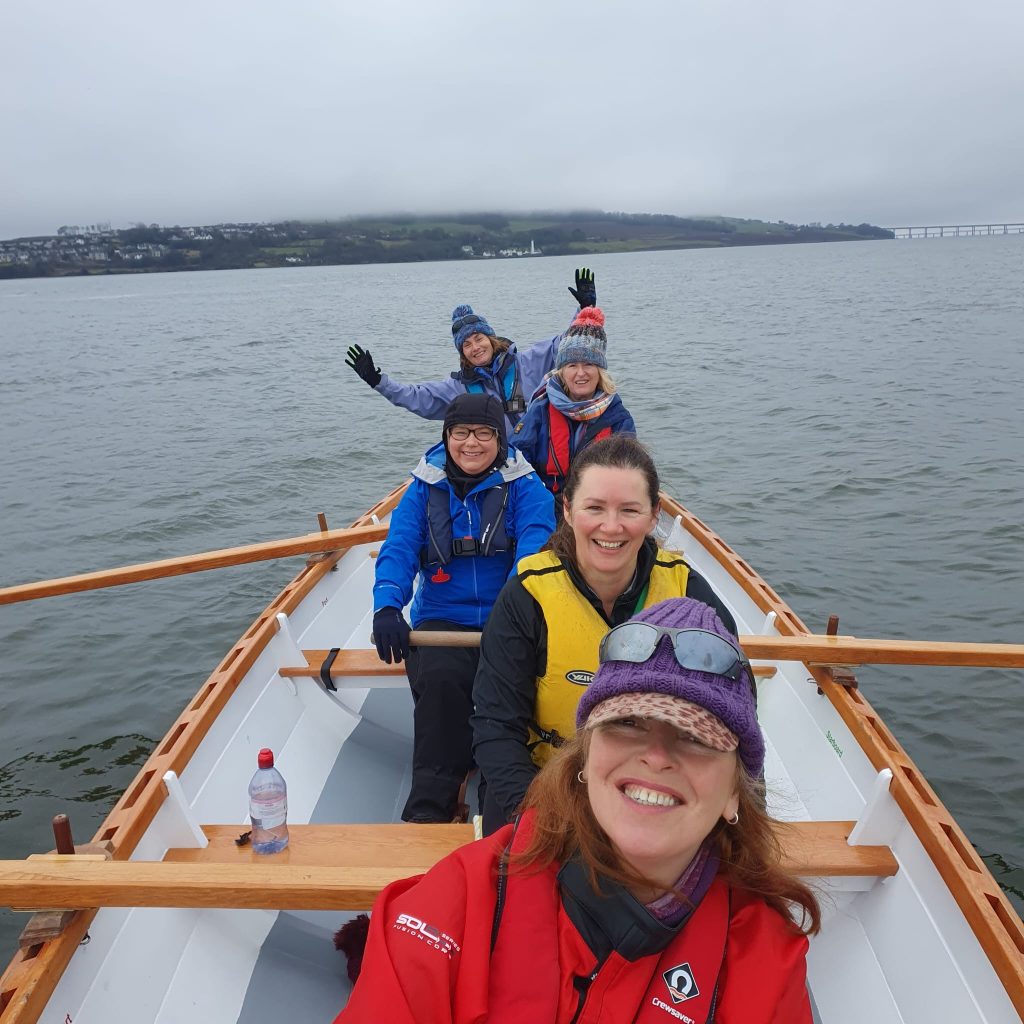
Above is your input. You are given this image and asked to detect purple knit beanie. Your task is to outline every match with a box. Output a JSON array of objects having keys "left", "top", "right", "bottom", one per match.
[{"left": 576, "top": 598, "right": 764, "bottom": 777}]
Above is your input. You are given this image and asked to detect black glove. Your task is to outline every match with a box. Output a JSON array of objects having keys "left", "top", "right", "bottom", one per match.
[
  {"left": 345, "top": 344, "right": 382, "bottom": 388},
  {"left": 568, "top": 267, "right": 597, "bottom": 308},
  {"left": 373, "top": 607, "right": 411, "bottom": 664}
]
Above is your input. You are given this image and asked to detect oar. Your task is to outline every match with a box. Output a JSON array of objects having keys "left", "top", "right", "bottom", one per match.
[
  {"left": 413, "top": 631, "right": 1024, "bottom": 668},
  {"left": 336, "top": 630, "right": 1024, "bottom": 668},
  {"left": 0, "top": 523, "right": 388, "bottom": 606},
  {"left": 742, "top": 634, "right": 1024, "bottom": 669}
]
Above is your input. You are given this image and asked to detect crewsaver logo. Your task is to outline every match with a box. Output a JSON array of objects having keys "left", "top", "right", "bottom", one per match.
[
  {"left": 663, "top": 962, "right": 699, "bottom": 1003},
  {"left": 566, "top": 670, "right": 594, "bottom": 686}
]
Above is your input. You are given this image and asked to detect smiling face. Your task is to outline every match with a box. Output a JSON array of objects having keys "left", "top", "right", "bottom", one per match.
[
  {"left": 461, "top": 332, "right": 495, "bottom": 368},
  {"left": 564, "top": 465, "right": 659, "bottom": 589},
  {"left": 446, "top": 422, "right": 499, "bottom": 475},
  {"left": 585, "top": 716, "right": 740, "bottom": 894},
  {"left": 560, "top": 362, "right": 601, "bottom": 401}
]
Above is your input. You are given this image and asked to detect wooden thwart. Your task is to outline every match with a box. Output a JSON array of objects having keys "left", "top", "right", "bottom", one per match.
[
  {"left": 172, "top": 821, "right": 894, "bottom": 878},
  {"left": 0, "top": 523, "right": 388, "bottom": 606},
  {"left": 0, "top": 821, "right": 895, "bottom": 913},
  {"left": 166, "top": 823, "right": 472, "bottom": 870},
  {"left": 283, "top": 649, "right": 407, "bottom": 679}
]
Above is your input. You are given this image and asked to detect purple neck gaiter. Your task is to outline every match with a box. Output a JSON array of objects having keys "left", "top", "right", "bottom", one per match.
[{"left": 644, "top": 837, "right": 720, "bottom": 929}]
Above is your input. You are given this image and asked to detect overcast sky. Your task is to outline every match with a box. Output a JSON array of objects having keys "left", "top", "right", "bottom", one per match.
[{"left": 3, "top": 0, "right": 1023, "bottom": 239}]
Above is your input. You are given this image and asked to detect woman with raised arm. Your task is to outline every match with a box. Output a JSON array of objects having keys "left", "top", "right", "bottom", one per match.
[
  {"left": 344, "top": 269, "right": 598, "bottom": 434},
  {"left": 512, "top": 305, "right": 636, "bottom": 497},
  {"left": 471, "top": 435, "right": 736, "bottom": 834},
  {"left": 370, "top": 393, "right": 554, "bottom": 823},
  {"left": 336, "top": 597, "right": 820, "bottom": 1024}
]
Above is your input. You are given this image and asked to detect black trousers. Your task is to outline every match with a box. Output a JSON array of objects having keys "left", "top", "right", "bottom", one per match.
[
  {"left": 402, "top": 620, "right": 480, "bottom": 823},
  {"left": 481, "top": 785, "right": 512, "bottom": 837}
]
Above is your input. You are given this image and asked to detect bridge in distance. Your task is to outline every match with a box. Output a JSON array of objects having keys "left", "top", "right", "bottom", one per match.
[{"left": 888, "top": 222, "right": 1024, "bottom": 239}]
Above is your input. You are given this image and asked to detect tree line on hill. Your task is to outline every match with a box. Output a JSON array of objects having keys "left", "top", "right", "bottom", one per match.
[{"left": 0, "top": 211, "right": 893, "bottom": 279}]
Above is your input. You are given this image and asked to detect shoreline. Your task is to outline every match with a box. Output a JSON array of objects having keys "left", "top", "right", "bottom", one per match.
[{"left": 0, "top": 233, "right": 892, "bottom": 282}]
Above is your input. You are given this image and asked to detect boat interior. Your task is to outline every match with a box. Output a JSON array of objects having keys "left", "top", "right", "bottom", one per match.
[{"left": 3, "top": 496, "right": 1020, "bottom": 1024}]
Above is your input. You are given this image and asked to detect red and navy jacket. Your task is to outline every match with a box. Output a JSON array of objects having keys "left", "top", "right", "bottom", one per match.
[
  {"left": 335, "top": 813, "right": 812, "bottom": 1024},
  {"left": 513, "top": 391, "right": 636, "bottom": 494}
]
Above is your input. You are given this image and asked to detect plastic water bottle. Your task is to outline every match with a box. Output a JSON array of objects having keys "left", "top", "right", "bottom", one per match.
[{"left": 248, "top": 748, "right": 289, "bottom": 854}]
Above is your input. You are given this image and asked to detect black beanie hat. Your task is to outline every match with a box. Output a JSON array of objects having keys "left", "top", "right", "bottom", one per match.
[{"left": 442, "top": 393, "right": 508, "bottom": 470}]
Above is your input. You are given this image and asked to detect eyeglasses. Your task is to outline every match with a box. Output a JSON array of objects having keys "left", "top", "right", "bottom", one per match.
[
  {"left": 448, "top": 426, "right": 498, "bottom": 442},
  {"left": 598, "top": 624, "right": 755, "bottom": 695}
]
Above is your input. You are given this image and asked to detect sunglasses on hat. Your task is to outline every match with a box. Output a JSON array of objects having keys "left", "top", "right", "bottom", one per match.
[
  {"left": 453, "top": 312, "right": 485, "bottom": 332},
  {"left": 598, "top": 624, "right": 755, "bottom": 697}
]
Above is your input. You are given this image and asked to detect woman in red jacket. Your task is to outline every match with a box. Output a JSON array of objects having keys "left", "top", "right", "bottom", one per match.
[{"left": 335, "top": 597, "right": 820, "bottom": 1023}]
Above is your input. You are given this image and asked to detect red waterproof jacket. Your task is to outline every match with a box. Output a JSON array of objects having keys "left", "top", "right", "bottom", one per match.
[{"left": 335, "top": 817, "right": 810, "bottom": 1024}]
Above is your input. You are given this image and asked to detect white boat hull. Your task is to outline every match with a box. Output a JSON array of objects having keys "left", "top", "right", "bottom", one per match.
[{"left": 5, "top": 494, "right": 1020, "bottom": 1024}]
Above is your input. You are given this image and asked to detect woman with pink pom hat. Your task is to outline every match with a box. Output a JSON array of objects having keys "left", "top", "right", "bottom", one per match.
[{"left": 512, "top": 305, "right": 636, "bottom": 498}]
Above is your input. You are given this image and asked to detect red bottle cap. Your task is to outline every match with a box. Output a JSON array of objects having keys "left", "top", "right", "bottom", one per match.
[{"left": 257, "top": 748, "right": 274, "bottom": 769}]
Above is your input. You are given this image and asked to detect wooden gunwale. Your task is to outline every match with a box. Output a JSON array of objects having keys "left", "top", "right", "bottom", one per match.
[
  {"left": 657, "top": 493, "right": 1024, "bottom": 1015},
  {"left": 0, "top": 485, "right": 407, "bottom": 1024}
]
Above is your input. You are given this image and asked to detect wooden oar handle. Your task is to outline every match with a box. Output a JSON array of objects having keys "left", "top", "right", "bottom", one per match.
[
  {"left": 369, "top": 631, "right": 482, "bottom": 648},
  {"left": 411, "top": 630, "right": 482, "bottom": 647}
]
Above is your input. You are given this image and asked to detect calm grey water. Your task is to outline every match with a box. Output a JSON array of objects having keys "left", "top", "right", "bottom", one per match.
[{"left": 1, "top": 240, "right": 1022, "bottom": 953}]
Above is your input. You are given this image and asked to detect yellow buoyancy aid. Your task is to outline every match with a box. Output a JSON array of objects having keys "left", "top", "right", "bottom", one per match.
[{"left": 517, "top": 548, "right": 691, "bottom": 766}]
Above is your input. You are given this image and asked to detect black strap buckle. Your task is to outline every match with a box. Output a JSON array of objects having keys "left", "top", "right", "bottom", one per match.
[
  {"left": 319, "top": 647, "right": 340, "bottom": 692},
  {"left": 529, "top": 719, "right": 566, "bottom": 749},
  {"left": 452, "top": 536, "right": 479, "bottom": 556}
]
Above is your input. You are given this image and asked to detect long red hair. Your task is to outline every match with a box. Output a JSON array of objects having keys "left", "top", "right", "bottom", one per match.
[{"left": 515, "top": 730, "right": 821, "bottom": 936}]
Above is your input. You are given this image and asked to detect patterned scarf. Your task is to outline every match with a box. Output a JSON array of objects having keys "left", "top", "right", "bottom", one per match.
[
  {"left": 544, "top": 371, "right": 614, "bottom": 423},
  {"left": 644, "top": 837, "right": 720, "bottom": 929}
]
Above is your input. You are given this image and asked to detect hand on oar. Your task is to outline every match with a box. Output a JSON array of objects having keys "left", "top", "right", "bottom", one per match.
[{"left": 372, "top": 607, "right": 411, "bottom": 664}]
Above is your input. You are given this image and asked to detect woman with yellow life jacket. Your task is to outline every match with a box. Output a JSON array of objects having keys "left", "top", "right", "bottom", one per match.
[
  {"left": 471, "top": 434, "right": 736, "bottom": 834},
  {"left": 512, "top": 306, "right": 636, "bottom": 497},
  {"left": 371, "top": 393, "right": 554, "bottom": 823},
  {"left": 336, "top": 598, "right": 819, "bottom": 1024}
]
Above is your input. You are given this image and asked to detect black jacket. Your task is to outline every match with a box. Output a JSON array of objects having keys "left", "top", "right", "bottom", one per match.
[{"left": 470, "top": 538, "right": 737, "bottom": 827}]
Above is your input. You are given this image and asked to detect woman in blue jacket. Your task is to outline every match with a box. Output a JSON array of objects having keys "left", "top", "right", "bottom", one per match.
[
  {"left": 372, "top": 393, "right": 555, "bottom": 822},
  {"left": 344, "top": 269, "right": 597, "bottom": 435},
  {"left": 512, "top": 306, "right": 636, "bottom": 497}
]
